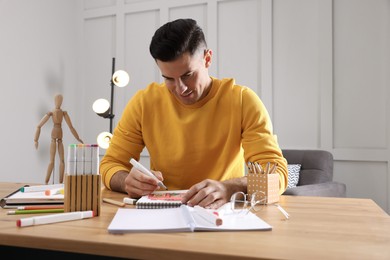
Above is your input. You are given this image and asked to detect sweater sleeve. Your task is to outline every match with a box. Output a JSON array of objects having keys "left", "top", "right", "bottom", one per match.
[
  {"left": 99, "top": 90, "right": 146, "bottom": 190},
  {"left": 240, "top": 87, "right": 288, "bottom": 193}
]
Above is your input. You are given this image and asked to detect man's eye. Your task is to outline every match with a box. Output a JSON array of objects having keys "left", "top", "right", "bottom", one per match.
[{"left": 182, "top": 73, "right": 192, "bottom": 80}]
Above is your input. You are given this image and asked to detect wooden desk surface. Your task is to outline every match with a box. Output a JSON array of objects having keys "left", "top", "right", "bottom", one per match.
[{"left": 1, "top": 182, "right": 389, "bottom": 259}]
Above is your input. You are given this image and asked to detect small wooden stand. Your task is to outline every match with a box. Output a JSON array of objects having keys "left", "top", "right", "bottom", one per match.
[{"left": 64, "top": 174, "right": 101, "bottom": 216}]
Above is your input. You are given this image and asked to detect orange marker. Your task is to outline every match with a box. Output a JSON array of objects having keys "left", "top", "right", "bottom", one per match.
[{"left": 45, "top": 189, "right": 64, "bottom": 196}]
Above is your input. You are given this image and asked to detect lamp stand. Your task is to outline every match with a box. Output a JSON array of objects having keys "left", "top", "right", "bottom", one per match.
[
  {"left": 93, "top": 57, "right": 129, "bottom": 149},
  {"left": 109, "top": 57, "right": 116, "bottom": 133}
]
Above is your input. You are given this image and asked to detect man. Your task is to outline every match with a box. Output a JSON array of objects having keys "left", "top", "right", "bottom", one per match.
[{"left": 100, "top": 18, "right": 288, "bottom": 209}]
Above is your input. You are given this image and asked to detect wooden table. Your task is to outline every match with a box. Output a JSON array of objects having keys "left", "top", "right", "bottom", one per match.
[{"left": 1, "top": 182, "right": 389, "bottom": 259}]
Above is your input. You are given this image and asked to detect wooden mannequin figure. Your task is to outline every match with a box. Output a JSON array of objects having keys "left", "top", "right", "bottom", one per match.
[{"left": 34, "top": 94, "right": 83, "bottom": 184}]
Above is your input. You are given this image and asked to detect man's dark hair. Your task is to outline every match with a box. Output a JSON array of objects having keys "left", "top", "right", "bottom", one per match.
[{"left": 149, "top": 18, "right": 207, "bottom": 62}]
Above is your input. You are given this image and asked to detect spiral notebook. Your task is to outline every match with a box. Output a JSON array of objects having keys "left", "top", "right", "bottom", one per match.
[{"left": 135, "top": 190, "right": 187, "bottom": 209}]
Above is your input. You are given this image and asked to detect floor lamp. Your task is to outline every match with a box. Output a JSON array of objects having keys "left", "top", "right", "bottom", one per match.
[{"left": 92, "top": 57, "right": 129, "bottom": 149}]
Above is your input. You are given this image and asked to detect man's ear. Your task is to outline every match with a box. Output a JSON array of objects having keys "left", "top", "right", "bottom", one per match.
[{"left": 204, "top": 49, "right": 212, "bottom": 68}]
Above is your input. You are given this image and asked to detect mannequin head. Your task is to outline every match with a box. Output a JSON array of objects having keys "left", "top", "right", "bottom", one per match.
[{"left": 54, "top": 94, "right": 63, "bottom": 109}]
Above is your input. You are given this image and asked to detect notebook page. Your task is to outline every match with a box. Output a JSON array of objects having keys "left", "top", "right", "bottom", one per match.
[
  {"left": 189, "top": 205, "right": 272, "bottom": 231},
  {"left": 107, "top": 207, "right": 192, "bottom": 233}
]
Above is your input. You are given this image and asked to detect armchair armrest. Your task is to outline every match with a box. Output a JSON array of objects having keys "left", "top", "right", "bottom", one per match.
[
  {"left": 283, "top": 149, "right": 334, "bottom": 185},
  {"left": 283, "top": 182, "right": 346, "bottom": 197}
]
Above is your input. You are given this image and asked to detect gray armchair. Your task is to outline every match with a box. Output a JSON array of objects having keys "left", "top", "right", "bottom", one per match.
[{"left": 282, "top": 149, "right": 346, "bottom": 197}]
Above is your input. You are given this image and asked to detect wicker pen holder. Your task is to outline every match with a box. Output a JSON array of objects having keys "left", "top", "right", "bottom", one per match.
[{"left": 64, "top": 174, "right": 101, "bottom": 216}]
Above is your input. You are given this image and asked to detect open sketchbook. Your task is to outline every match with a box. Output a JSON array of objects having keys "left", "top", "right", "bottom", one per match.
[{"left": 108, "top": 204, "right": 272, "bottom": 233}]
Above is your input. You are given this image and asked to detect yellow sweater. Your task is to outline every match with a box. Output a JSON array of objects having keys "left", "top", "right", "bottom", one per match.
[{"left": 100, "top": 77, "right": 288, "bottom": 193}]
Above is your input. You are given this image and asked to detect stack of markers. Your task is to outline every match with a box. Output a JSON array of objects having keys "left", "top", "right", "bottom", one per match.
[
  {"left": 64, "top": 144, "right": 101, "bottom": 216},
  {"left": 66, "top": 144, "right": 99, "bottom": 175}
]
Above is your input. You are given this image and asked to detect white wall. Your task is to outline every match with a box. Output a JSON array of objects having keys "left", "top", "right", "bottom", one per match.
[
  {"left": 79, "top": 0, "right": 390, "bottom": 213},
  {"left": 0, "top": 0, "right": 80, "bottom": 184},
  {"left": 1, "top": 0, "right": 389, "bottom": 214}
]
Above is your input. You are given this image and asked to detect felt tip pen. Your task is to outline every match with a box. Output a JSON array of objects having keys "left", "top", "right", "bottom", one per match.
[
  {"left": 16, "top": 210, "right": 95, "bottom": 227},
  {"left": 45, "top": 188, "right": 64, "bottom": 196},
  {"left": 20, "top": 184, "right": 64, "bottom": 193},
  {"left": 193, "top": 205, "right": 223, "bottom": 226},
  {"left": 123, "top": 197, "right": 138, "bottom": 205},
  {"left": 129, "top": 158, "right": 168, "bottom": 190}
]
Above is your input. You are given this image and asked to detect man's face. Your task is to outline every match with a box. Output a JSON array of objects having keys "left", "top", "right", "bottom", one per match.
[{"left": 156, "top": 49, "right": 212, "bottom": 105}]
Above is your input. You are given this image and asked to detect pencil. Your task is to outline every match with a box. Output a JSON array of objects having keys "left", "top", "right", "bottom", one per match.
[
  {"left": 7, "top": 209, "right": 65, "bottom": 215},
  {"left": 103, "top": 198, "right": 125, "bottom": 207},
  {"left": 17, "top": 205, "right": 64, "bottom": 210}
]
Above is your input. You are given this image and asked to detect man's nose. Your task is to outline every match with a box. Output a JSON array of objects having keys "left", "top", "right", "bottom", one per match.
[{"left": 174, "top": 78, "right": 186, "bottom": 92}]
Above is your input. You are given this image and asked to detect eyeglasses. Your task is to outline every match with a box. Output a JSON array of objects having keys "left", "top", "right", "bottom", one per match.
[
  {"left": 230, "top": 191, "right": 267, "bottom": 214},
  {"left": 230, "top": 191, "right": 290, "bottom": 220}
]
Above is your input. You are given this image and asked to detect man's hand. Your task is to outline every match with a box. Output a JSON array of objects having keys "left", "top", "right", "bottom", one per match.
[
  {"left": 181, "top": 177, "right": 247, "bottom": 209},
  {"left": 123, "top": 167, "right": 164, "bottom": 198}
]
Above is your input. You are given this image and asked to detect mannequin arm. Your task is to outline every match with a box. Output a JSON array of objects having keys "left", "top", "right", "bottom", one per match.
[
  {"left": 34, "top": 112, "right": 51, "bottom": 149},
  {"left": 63, "top": 111, "right": 84, "bottom": 143}
]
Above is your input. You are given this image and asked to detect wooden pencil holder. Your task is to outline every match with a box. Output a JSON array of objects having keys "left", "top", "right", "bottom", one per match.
[
  {"left": 64, "top": 174, "right": 101, "bottom": 216},
  {"left": 247, "top": 173, "right": 279, "bottom": 204}
]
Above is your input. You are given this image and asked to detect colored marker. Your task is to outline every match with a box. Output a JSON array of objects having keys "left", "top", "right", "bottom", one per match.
[
  {"left": 8, "top": 209, "right": 65, "bottom": 215},
  {"left": 20, "top": 184, "right": 64, "bottom": 193},
  {"left": 91, "top": 144, "right": 99, "bottom": 175},
  {"left": 123, "top": 197, "right": 138, "bottom": 205},
  {"left": 16, "top": 210, "right": 95, "bottom": 227},
  {"left": 66, "top": 144, "right": 77, "bottom": 175},
  {"left": 45, "top": 188, "right": 64, "bottom": 196},
  {"left": 84, "top": 144, "right": 92, "bottom": 175},
  {"left": 193, "top": 205, "right": 223, "bottom": 226},
  {"left": 76, "top": 144, "right": 84, "bottom": 175}
]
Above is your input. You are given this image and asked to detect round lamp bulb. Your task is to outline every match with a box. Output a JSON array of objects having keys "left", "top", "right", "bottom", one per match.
[
  {"left": 112, "top": 70, "right": 130, "bottom": 87},
  {"left": 92, "top": 99, "right": 110, "bottom": 115},
  {"left": 97, "top": 131, "right": 113, "bottom": 149}
]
